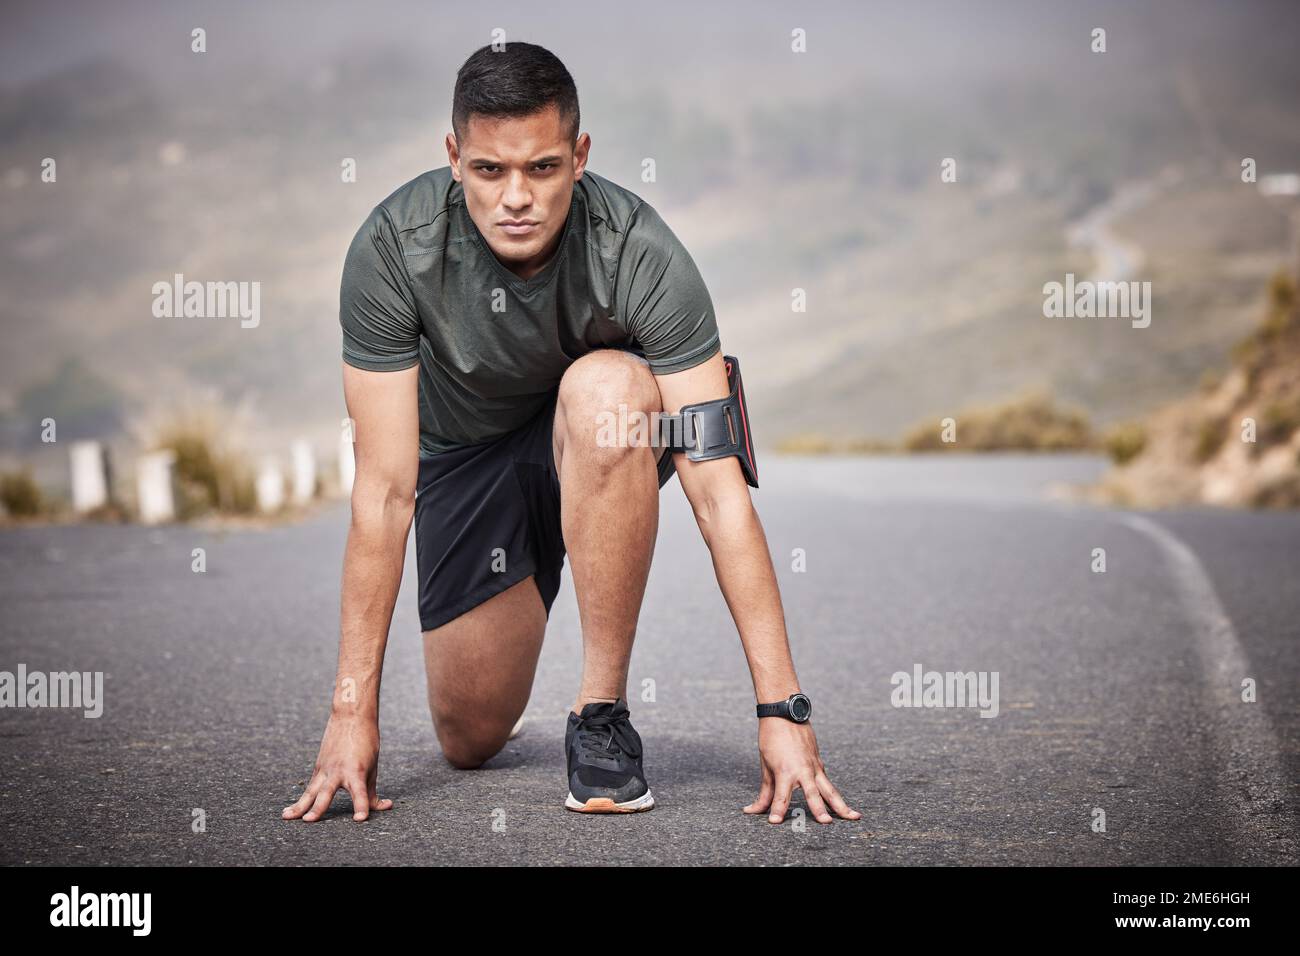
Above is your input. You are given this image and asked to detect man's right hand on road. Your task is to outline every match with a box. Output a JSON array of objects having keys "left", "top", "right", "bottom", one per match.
[{"left": 282, "top": 712, "right": 394, "bottom": 822}]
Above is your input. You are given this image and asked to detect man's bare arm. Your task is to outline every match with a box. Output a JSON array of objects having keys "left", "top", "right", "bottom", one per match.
[
  {"left": 282, "top": 362, "right": 420, "bottom": 822},
  {"left": 654, "top": 353, "right": 794, "bottom": 695},
  {"left": 654, "top": 351, "right": 860, "bottom": 825},
  {"left": 336, "top": 362, "right": 421, "bottom": 717}
]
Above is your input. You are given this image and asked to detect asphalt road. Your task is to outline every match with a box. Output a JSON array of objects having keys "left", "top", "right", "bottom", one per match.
[{"left": 2, "top": 454, "right": 1297, "bottom": 866}]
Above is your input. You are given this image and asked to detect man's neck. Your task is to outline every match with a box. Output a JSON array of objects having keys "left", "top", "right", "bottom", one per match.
[{"left": 506, "top": 227, "right": 564, "bottom": 282}]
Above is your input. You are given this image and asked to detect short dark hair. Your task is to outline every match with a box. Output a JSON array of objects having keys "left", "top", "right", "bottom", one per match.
[{"left": 452, "top": 42, "right": 580, "bottom": 148}]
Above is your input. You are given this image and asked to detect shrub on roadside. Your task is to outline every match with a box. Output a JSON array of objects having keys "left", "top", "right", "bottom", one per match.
[
  {"left": 1103, "top": 421, "right": 1147, "bottom": 465},
  {"left": 145, "top": 402, "right": 258, "bottom": 519},
  {"left": 1258, "top": 400, "right": 1300, "bottom": 451},
  {"left": 901, "top": 392, "right": 1093, "bottom": 452},
  {"left": 774, "top": 432, "right": 837, "bottom": 455},
  {"left": 1251, "top": 469, "right": 1300, "bottom": 509},
  {"left": 1193, "top": 416, "right": 1228, "bottom": 463},
  {"left": 0, "top": 469, "right": 44, "bottom": 517}
]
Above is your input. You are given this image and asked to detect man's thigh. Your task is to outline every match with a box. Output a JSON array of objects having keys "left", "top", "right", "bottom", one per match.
[{"left": 422, "top": 574, "right": 548, "bottom": 749}]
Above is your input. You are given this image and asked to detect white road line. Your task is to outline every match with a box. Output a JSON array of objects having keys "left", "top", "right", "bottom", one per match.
[
  {"left": 1119, "top": 513, "right": 1297, "bottom": 860},
  {"left": 779, "top": 468, "right": 1296, "bottom": 856}
]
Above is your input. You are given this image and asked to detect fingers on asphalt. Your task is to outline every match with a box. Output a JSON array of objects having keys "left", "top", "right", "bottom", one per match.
[
  {"left": 350, "top": 780, "right": 371, "bottom": 821},
  {"left": 349, "top": 778, "right": 396, "bottom": 820},
  {"left": 816, "top": 771, "right": 861, "bottom": 820},
  {"left": 303, "top": 782, "right": 339, "bottom": 822},
  {"left": 282, "top": 779, "right": 322, "bottom": 819},
  {"left": 368, "top": 785, "right": 394, "bottom": 813},
  {"left": 802, "top": 780, "right": 834, "bottom": 824},
  {"left": 760, "top": 775, "right": 861, "bottom": 824},
  {"left": 768, "top": 776, "right": 794, "bottom": 823},
  {"left": 284, "top": 778, "right": 394, "bottom": 822},
  {"left": 743, "top": 776, "right": 775, "bottom": 813}
]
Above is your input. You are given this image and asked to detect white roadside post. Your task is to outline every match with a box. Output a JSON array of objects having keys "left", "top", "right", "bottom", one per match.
[
  {"left": 338, "top": 422, "right": 356, "bottom": 496},
  {"left": 69, "top": 441, "right": 110, "bottom": 513},
  {"left": 136, "top": 450, "right": 177, "bottom": 524},
  {"left": 256, "top": 458, "right": 285, "bottom": 513},
  {"left": 290, "top": 439, "right": 316, "bottom": 505}
]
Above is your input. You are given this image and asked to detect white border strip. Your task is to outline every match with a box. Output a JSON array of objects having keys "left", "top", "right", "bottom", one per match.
[{"left": 1119, "top": 513, "right": 1297, "bottom": 860}]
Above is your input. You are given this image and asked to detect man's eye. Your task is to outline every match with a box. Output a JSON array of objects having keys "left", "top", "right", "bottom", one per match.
[{"left": 477, "top": 164, "right": 552, "bottom": 173}]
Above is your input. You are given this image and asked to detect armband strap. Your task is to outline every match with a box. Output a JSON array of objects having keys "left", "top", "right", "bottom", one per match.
[{"left": 656, "top": 354, "right": 759, "bottom": 488}]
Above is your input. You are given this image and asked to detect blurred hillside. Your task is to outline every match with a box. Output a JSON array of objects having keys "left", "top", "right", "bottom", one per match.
[
  {"left": 3, "top": 0, "right": 1300, "bottom": 496},
  {"left": 1092, "top": 269, "right": 1300, "bottom": 508}
]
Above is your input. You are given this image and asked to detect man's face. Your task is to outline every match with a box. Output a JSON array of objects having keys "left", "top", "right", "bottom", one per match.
[{"left": 447, "top": 104, "right": 590, "bottom": 280}]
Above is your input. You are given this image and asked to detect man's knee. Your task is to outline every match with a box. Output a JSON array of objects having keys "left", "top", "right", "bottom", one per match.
[
  {"left": 559, "top": 350, "right": 661, "bottom": 417},
  {"left": 556, "top": 351, "right": 662, "bottom": 462},
  {"left": 433, "top": 711, "right": 512, "bottom": 770}
]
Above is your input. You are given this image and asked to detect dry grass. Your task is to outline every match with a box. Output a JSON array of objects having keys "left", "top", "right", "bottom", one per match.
[
  {"left": 773, "top": 433, "right": 897, "bottom": 455},
  {"left": 1252, "top": 471, "right": 1300, "bottom": 509},
  {"left": 900, "top": 391, "right": 1094, "bottom": 452},
  {"left": 1103, "top": 421, "right": 1147, "bottom": 465},
  {"left": 0, "top": 468, "right": 45, "bottom": 517},
  {"left": 774, "top": 392, "right": 1096, "bottom": 455},
  {"left": 1194, "top": 416, "right": 1229, "bottom": 464},
  {"left": 1094, "top": 268, "right": 1300, "bottom": 508},
  {"left": 130, "top": 391, "right": 259, "bottom": 519}
]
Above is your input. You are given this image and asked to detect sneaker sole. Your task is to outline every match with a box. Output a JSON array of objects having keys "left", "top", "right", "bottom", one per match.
[{"left": 564, "top": 789, "right": 655, "bottom": 813}]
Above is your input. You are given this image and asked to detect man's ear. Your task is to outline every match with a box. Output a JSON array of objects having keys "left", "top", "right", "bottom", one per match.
[
  {"left": 446, "top": 133, "right": 460, "bottom": 180},
  {"left": 573, "top": 132, "right": 591, "bottom": 179}
]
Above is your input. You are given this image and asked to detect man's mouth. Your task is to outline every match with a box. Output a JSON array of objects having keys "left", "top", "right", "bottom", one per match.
[{"left": 499, "top": 220, "right": 539, "bottom": 236}]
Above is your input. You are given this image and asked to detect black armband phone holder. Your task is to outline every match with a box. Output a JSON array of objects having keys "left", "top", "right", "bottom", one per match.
[{"left": 656, "top": 354, "right": 759, "bottom": 488}]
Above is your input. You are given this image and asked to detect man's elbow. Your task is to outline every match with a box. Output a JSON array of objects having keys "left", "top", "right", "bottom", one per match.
[
  {"left": 691, "top": 487, "right": 755, "bottom": 539},
  {"left": 350, "top": 474, "right": 416, "bottom": 529}
]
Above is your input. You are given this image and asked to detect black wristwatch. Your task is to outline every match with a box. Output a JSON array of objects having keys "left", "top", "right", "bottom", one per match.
[{"left": 756, "top": 693, "right": 812, "bottom": 723}]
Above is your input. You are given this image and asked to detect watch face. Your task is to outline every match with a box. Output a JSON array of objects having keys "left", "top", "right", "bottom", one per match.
[{"left": 789, "top": 694, "right": 811, "bottom": 722}]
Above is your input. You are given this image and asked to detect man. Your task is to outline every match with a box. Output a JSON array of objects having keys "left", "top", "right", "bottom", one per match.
[{"left": 282, "top": 41, "right": 858, "bottom": 823}]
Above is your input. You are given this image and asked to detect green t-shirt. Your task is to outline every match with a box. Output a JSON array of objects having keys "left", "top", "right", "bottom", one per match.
[{"left": 339, "top": 166, "right": 722, "bottom": 457}]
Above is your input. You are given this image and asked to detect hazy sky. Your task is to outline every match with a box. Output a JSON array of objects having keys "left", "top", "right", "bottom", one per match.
[
  {"left": 6, "top": 0, "right": 1296, "bottom": 97},
  {"left": 3, "top": 0, "right": 1299, "bottom": 457}
]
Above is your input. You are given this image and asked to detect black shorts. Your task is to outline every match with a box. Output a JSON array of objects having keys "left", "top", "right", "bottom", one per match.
[{"left": 413, "top": 388, "right": 677, "bottom": 631}]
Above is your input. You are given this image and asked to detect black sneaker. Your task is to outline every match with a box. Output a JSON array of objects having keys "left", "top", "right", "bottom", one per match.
[{"left": 564, "top": 698, "right": 655, "bottom": 812}]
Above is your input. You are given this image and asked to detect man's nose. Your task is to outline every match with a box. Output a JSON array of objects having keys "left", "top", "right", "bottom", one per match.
[{"left": 502, "top": 171, "right": 532, "bottom": 210}]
